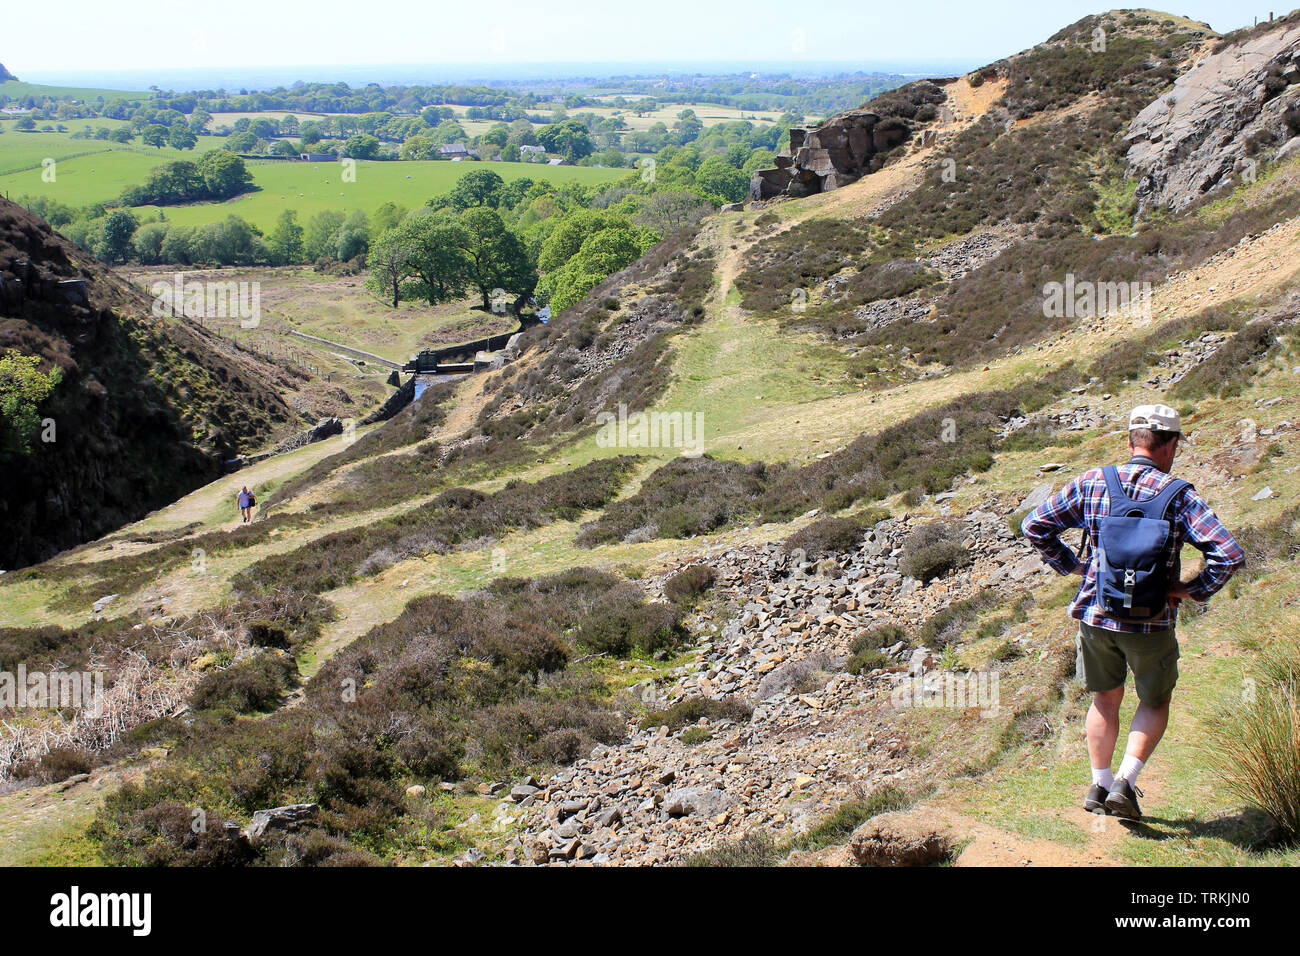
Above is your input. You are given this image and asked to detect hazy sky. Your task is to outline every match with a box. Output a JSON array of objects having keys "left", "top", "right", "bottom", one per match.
[{"left": 5, "top": 1, "right": 1276, "bottom": 75}]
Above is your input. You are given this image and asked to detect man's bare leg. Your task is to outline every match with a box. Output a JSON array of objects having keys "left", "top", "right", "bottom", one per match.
[
  {"left": 1124, "top": 698, "right": 1170, "bottom": 761},
  {"left": 1087, "top": 686, "right": 1124, "bottom": 772}
]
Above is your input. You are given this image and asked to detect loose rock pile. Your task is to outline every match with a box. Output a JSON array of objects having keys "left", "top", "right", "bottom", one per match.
[
  {"left": 507, "top": 506, "right": 1054, "bottom": 865},
  {"left": 921, "top": 229, "right": 1022, "bottom": 280},
  {"left": 848, "top": 296, "right": 933, "bottom": 332},
  {"left": 569, "top": 296, "right": 690, "bottom": 381},
  {"left": 1001, "top": 394, "right": 1115, "bottom": 437},
  {"left": 1147, "top": 331, "right": 1228, "bottom": 388}
]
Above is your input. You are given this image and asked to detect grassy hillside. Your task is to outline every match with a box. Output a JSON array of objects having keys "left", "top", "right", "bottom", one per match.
[{"left": 3, "top": 10, "right": 1300, "bottom": 868}]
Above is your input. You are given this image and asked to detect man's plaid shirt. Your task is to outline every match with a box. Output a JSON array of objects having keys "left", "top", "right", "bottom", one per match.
[{"left": 1021, "top": 458, "right": 1244, "bottom": 633}]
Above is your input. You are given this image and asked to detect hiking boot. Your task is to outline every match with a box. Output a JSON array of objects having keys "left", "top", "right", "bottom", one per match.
[
  {"left": 1083, "top": 783, "right": 1110, "bottom": 814},
  {"left": 1104, "top": 779, "right": 1143, "bottom": 820}
]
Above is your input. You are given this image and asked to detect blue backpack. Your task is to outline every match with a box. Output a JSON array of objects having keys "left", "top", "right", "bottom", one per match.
[{"left": 1094, "top": 464, "right": 1189, "bottom": 623}]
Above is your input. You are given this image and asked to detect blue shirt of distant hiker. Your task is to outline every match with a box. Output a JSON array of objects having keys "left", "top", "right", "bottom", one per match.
[{"left": 237, "top": 491, "right": 251, "bottom": 509}]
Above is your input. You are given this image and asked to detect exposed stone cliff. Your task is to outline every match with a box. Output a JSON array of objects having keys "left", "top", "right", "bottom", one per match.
[{"left": 1125, "top": 19, "right": 1300, "bottom": 212}]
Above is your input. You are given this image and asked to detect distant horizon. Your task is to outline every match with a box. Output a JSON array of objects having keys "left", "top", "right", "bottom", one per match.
[
  {"left": 3, "top": 1, "right": 1267, "bottom": 81},
  {"left": 11, "top": 59, "right": 985, "bottom": 95}
]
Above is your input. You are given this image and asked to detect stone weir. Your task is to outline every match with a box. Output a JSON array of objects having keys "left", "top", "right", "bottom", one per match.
[{"left": 751, "top": 112, "right": 910, "bottom": 200}]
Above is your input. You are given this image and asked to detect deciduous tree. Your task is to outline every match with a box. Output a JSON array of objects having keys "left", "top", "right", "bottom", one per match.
[{"left": 0, "top": 349, "right": 62, "bottom": 461}]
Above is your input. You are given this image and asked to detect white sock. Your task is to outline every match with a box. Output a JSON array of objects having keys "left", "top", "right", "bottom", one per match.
[
  {"left": 1091, "top": 767, "right": 1114, "bottom": 789},
  {"left": 1117, "top": 755, "right": 1145, "bottom": 785}
]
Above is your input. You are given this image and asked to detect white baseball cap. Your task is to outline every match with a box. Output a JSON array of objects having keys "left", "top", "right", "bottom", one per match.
[{"left": 1128, "top": 403, "right": 1181, "bottom": 434}]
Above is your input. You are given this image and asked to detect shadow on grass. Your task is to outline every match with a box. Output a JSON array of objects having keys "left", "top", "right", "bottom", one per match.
[{"left": 1118, "top": 806, "right": 1286, "bottom": 852}]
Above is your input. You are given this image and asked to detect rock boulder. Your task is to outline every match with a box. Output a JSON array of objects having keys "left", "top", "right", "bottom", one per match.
[{"left": 848, "top": 811, "right": 958, "bottom": 866}]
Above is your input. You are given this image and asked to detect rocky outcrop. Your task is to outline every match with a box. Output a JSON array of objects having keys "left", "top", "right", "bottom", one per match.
[
  {"left": 0, "top": 63, "right": 16, "bottom": 82},
  {"left": 751, "top": 79, "right": 953, "bottom": 201},
  {"left": 219, "top": 803, "right": 320, "bottom": 851},
  {"left": 246, "top": 803, "right": 319, "bottom": 841},
  {"left": 752, "top": 113, "right": 913, "bottom": 200},
  {"left": 1125, "top": 22, "right": 1300, "bottom": 213}
]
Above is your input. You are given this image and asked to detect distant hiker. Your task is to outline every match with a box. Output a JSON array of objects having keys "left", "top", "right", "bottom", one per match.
[
  {"left": 1021, "top": 404, "right": 1243, "bottom": 820},
  {"left": 236, "top": 486, "right": 255, "bottom": 523}
]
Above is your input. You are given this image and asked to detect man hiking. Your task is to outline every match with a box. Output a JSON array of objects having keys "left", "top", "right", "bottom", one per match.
[
  {"left": 1021, "top": 404, "right": 1243, "bottom": 820},
  {"left": 236, "top": 486, "right": 255, "bottom": 524}
]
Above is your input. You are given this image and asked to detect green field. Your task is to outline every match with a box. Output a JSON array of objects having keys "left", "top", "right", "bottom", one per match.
[
  {"left": 0, "top": 147, "right": 198, "bottom": 206},
  {"left": 207, "top": 110, "right": 333, "bottom": 125},
  {"left": 575, "top": 101, "right": 781, "bottom": 129},
  {"left": 145, "top": 159, "right": 626, "bottom": 232},
  {"left": 456, "top": 102, "right": 779, "bottom": 137},
  {"left": 2, "top": 153, "right": 626, "bottom": 231},
  {"left": 0, "top": 79, "right": 146, "bottom": 102},
  {"left": 0, "top": 121, "right": 227, "bottom": 178}
]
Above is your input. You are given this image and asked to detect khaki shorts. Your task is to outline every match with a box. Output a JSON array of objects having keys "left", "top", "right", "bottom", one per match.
[{"left": 1076, "top": 621, "right": 1180, "bottom": 705}]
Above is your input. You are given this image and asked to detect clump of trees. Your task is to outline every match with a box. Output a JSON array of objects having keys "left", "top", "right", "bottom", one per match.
[
  {"left": 364, "top": 169, "right": 669, "bottom": 318},
  {"left": 534, "top": 209, "right": 658, "bottom": 314},
  {"left": 365, "top": 206, "right": 536, "bottom": 312},
  {"left": 120, "top": 153, "right": 253, "bottom": 206},
  {"left": 360, "top": 160, "right": 750, "bottom": 320}
]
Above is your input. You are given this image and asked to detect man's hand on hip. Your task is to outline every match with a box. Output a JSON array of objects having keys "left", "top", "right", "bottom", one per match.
[{"left": 1168, "top": 580, "right": 1193, "bottom": 611}]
